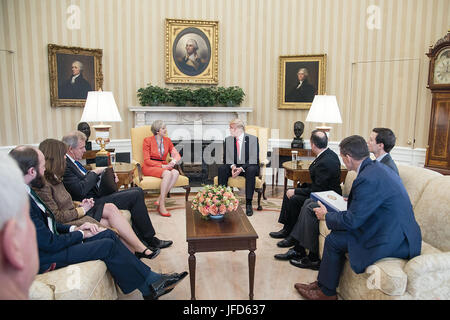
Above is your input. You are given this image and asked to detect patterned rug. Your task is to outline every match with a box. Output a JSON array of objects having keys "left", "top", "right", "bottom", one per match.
[{"left": 123, "top": 191, "right": 320, "bottom": 300}]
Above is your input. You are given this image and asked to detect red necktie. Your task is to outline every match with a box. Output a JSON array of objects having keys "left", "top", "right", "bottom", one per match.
[{"left": 236, "top": 139, "right": 240, "bottom": 158}]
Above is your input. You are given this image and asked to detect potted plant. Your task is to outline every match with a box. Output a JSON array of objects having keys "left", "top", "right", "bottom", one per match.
[
  {"left": 217, "top": 86, "right": 245, "bottom": 106},
  {"left": 137, "top": 84, "right": 169, "bottom": 106},
  {"left": 191, "top": 87, "right": 217, "bottom": 106},
  {"left": 191, "top": 185, "right": 239, "bottom": 220},
  {"left": 168, "top": 87, "right": 193, "bottom": 106}
]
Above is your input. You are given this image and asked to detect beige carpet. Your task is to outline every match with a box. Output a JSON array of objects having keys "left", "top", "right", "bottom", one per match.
[{"left": 120, "top": 194, "right": 318, "bottom": 300}]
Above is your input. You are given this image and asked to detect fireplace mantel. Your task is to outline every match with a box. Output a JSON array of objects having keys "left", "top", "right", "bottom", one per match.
[{"left": 129, "top": 106, "right": 252, "bottom": 141}]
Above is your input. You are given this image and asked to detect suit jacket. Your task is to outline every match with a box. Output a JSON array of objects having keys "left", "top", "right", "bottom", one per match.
[
  {"left": 295, "top": 148, "right": 342, "bottom": 197},
  {"left": 63, "top": 158, "right": 101, "bottom": 201},
  {"left": 285, "top": 79, "right": 316, "bottom": 103},
  {"left": 58, "top": 73, "right": 92, "bottom": 99},
  {"left": 325, "top": 158, "right": 422, "bottom": 274},
  {"left": 223, "top": 133, "right": 260, "bottom": 171},
  {"left": 142, "top": 135, "right": 181, "bottom": 177},
  {"left": 380, "top": 153, "right": 399, "bottom": 175},
  {"left": 33, "top": 181, "right": 101, "bottom": 227},
  {"left": 29, "top": 195, "right": 83, "bottom": 273}
]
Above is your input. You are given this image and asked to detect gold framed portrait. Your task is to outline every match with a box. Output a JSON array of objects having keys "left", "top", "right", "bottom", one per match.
[
  {"left": 48, "top": 44, "right": 103, "bottom": 107},
  {"left": 278, "top": 54, "right": 327, "bottom": 110},
  {"left": 165, "top": 19, "right": 218, "bottom": 84}
]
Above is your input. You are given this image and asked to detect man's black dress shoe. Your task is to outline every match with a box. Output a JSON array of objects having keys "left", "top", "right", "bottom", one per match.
[
  {"left": 269, "top": 228, "right": 289, "bottom": 239},
  {"left": 289, "top": 256, "right": 321, "bottom": 270},
  {"left": 149, "top": 237, "right": 173, "bottom": 250},
  {"left": 143, "top": 271, "right": 188, "bottom": 300},
  {"left": 277, "top": 237, "right": 296, "bottom": 248},
  {"left": 246, "top": 204, "right": 253, "bottom": 216},
  {"left": 135, "top": 247, "right": 160, "bottom": 260},
  {"left": 274, "top": 248, "right": 305, "bottom": 261}
]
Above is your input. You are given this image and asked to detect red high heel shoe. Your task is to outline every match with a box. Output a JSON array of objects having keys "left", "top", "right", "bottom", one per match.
[{"left": 157, "top": 207, "right": 171, "bottom": 217}]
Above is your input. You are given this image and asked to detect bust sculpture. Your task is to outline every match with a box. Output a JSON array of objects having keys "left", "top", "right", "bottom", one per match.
[
  {"left": 77, "top": 122, "right": 92, "bottom": 150},
  {"left": 291, "top": 121, "right": 304, "bottom": 148}
]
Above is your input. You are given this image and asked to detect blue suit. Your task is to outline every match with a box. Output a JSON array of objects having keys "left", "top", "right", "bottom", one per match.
[
  {"left": 29, "top": 195, "right": 160, "bottom": 294},
  {"left": 318, "top": 158, "right": 421, "bottom": 294}
]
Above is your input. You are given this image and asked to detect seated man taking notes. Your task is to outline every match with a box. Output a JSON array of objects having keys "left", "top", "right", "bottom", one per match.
[{"left": 294, "top": 135, "right": 421, "bottom": 300}]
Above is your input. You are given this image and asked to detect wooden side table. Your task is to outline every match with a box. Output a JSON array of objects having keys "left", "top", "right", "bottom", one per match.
[
  {"left": 112, "top": 162, "right": 135, "bottom": 189},
  {"left": 186, "top": 201, "right": 258, "bottom": 300},
  {"left": 282, "top": 160, "right": 348, "bottom": 194},
  {"left": 271, "top": 148, "right": 314, "bottom": 187},
  {"left": 90, "top": 162, "right": 135, "bottom": 190}
]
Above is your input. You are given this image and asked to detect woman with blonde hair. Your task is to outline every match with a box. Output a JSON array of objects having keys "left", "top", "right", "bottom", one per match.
[
  {"left": 34, "top": 138, "right": 159, "bottom": 260},
  {"left": 142, "top": 120, "right": 181, "bottom": 217}
]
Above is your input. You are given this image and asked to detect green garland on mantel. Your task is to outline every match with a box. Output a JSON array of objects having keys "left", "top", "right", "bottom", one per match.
[{"left": 137, "top": 84, "right": 245, "bottom": 107}]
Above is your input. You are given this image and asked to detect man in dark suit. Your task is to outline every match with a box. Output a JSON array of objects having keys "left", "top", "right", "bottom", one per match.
[
  {"left": 295, "top": 135, "right": 421, "bottom": 300},
  {"left": 58, "top": 61, "right": 92, "bottom": 100},
  {"left": 9, "top": 146, "right": 187, "bottom": 300},
  {"left": 285, "top": 68, "right": 316, "bottom": 103},
  {"left": 62, "top": 131, "right": 172, "bottom": 251},
  {"left": 270, "top": 130, "right": 342, "bottom": 246},
  {"left": 368, "top": 127, "right": 399, "bottom": 175},
  {"left": 279, "top": 128, "right": 400, "bottom": 270},
  {"left": 218, "top": 118, "right": 260, "bottom": 216}
]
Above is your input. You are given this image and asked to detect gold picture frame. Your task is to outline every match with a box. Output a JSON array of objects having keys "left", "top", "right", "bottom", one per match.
[
  {"left": 165, "top": 19, "right": 218, "bottom": 84},
  {"left": 278, "top": 54, "right": 327, "bottom": 110},
  {"left": 48, "top": 44, "right": 103, "bottom": 107}
]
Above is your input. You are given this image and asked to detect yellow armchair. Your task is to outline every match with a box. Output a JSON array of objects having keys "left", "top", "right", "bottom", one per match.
[
  {"left": 130, "top": 126, "right": 190, "bottom": 201},
  {"left": 213, "top": 125, "right": 269, "bottom": 210}
]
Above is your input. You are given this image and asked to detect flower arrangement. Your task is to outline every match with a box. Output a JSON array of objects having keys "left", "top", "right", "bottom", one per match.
[{"left": 191, "top": 185, "right": 239, "bottom": 218}]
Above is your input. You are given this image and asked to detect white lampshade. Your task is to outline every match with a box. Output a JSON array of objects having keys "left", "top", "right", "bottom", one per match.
[
  {"left": 305, "top": 95, "right": 342, "bottom": 124},
  {"left": 80, "top": 91, "right": 122, "bottom": 123}
]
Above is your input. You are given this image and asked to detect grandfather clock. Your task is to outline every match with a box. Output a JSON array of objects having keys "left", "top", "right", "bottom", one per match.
[{"left": 425, "top": 30, "right": 450, "bottom": 175}]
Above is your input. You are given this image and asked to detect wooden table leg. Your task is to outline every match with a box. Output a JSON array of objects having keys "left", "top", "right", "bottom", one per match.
[
  {"left": 284, "top": 176, "right": 287, "bottom": 195},
  {"left": 248, "top": 250, "right": 256, "bottom": 300},
  {"left": 188, "top": 250, "right": 196, "bottom": 300}
]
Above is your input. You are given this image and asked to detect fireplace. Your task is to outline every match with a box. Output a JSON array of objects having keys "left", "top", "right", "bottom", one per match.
[{"left": 172, "top": 139, "right": 223, "bottom": 186}]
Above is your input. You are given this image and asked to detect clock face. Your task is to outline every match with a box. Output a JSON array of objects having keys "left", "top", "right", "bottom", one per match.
[{"left": 433, "top": 48, "right": 450, "bottom": 84}]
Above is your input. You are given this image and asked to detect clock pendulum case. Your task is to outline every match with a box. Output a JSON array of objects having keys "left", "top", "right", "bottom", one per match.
[{"left": 425, "top": 30, "right": 450, "bottom": 174}]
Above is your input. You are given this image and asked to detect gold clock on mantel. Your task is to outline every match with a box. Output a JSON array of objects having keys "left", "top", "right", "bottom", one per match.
[{"left": 425, "top": 30, "right": 450, "bottom": 175}]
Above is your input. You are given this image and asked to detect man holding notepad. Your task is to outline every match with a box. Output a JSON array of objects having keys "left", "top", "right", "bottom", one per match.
[{"left": 294, "top": 135, "right": 421, "bottom": 300}]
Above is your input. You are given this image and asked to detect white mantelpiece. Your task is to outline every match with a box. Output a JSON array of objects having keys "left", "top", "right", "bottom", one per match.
[{"left": 129, "top": 106, "right": 252, "bottom": 141}]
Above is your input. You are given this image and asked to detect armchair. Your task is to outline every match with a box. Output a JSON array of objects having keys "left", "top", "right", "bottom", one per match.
[
  {"left": 213, "top": 125, "right": 269, "bottom": 210},
  {"left": 130, "top": 126, "right": 190, "bottom": 201}
]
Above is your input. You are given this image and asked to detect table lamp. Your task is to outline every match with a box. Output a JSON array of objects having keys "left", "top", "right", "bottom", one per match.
[
  {"left": 80, "top": 90, "right": 122, "bottom": 166},
  {"left": 305, "top": 95, "right": 342, "bottom": 137}
]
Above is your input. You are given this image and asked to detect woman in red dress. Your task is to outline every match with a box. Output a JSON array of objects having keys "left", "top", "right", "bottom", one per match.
[{"left": 142, "top": 120, "right": 181, "bottom": 217}]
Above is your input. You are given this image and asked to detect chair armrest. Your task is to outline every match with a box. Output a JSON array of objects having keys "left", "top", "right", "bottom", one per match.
[
  {"left": 403, "top": 252, "right": 450, "bottom": 299},
  {"left": 175, "top": 163, "right": 186, "bottom": 176},
  {"left": 131, "top": 160, "right": 143, "bottom": 182}
]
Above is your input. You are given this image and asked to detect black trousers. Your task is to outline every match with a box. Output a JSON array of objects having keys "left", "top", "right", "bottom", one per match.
[
  {"left": 290, "top": 198, "right": 320, "bottom": 254},
  {"left": 95, "top": 187, "right": 156, "bottom": 242},
  {"left": 52, "top": 229, "right": 160, "bottom": 294},
  {"left": 218, "top": 164, "right": 259, "bottom": 201},
  {"left": 278, "top": 191, "right": 309, "bottom": 233}
]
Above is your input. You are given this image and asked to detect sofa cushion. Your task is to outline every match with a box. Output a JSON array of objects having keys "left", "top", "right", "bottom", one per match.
[
  {"left": 29, "top": 279, "right": 55, "bottom": 300},
  {"left": 397, "top": 165, "right": 442, "bottom": 209},
  {"left": 413, "top": 176, "right": 450, "bottom": 252},
  {"left": 33, "top": 260, "right": 117, "bottom": 300}
]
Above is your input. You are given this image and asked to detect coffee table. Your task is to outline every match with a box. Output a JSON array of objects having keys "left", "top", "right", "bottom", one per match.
[{"left": 186, "top": 201, "right": 258, "bottom": 300}]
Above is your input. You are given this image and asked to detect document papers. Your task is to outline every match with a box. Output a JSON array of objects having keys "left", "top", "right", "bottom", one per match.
[{"left": 310, "top": 190, "right": 347, "bottom": 213}]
